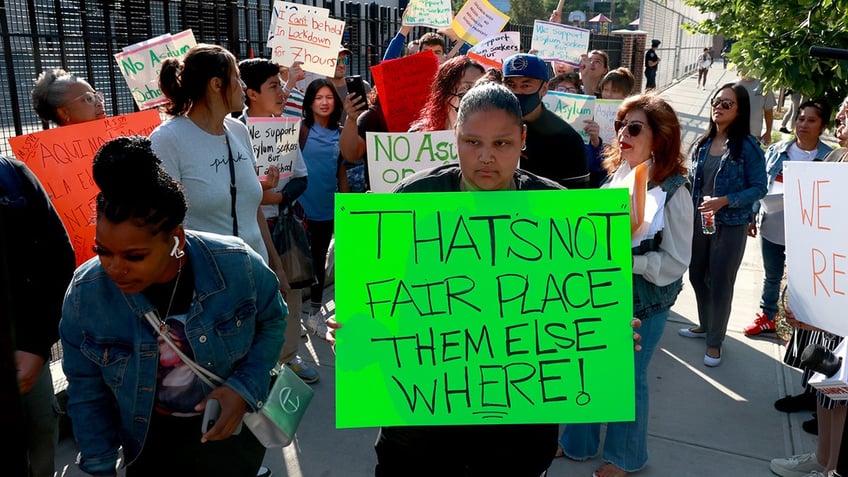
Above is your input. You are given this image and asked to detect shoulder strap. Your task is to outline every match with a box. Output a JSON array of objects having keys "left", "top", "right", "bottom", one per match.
[
  {"left": 143, "top": 311, "right": 225, "bottom": 387},
  {"left": 224, "top": 134, "right": 238, "bottom": 236},
  {"left": 299, "top": 124, "right": 310, "bottom": 151}
]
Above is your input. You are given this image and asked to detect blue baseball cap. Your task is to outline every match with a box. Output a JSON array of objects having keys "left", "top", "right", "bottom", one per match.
[{"left": 502, "top": 53, "right": 549, "bottom": 82}]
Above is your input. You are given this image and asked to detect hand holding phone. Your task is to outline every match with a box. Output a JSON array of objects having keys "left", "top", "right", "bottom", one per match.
[
  {"left": 345, "top": 75, "right": 368, "bottom": 112},
  {"left": 202, "top": 398, "right": 221, "bottom": 434}
]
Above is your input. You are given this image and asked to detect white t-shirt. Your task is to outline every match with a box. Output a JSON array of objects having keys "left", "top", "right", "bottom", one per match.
[
  {"left": 151, "top": 115, "right": 269, "bottom": 263},
  {"left": 759, "top": 142, "right": 818, "bottom": 245}
]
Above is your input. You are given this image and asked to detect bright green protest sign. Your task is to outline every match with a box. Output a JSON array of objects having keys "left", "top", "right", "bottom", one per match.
[{"left": 334, "top": 189, "right": 634, "bottom": 428}]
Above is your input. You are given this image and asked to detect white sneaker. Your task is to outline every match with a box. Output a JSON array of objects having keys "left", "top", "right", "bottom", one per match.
[
  {"left": 304, "top": 310, "right": 334, "bottom": 344},
  {"left": 769, "top": 452, "right": 824, "bottom": 477}
]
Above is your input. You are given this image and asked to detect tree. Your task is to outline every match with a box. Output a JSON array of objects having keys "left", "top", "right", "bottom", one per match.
[{"left": 683, "top": 0, "right": 848, "bottom": 112}]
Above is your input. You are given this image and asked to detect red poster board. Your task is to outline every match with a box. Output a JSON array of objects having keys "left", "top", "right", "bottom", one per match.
[
  {"left": 8, "top": 109, "right": 162, "bottom": 266},
  {"left": 372, "top": 51, "right": 439, "bottom": 132}
]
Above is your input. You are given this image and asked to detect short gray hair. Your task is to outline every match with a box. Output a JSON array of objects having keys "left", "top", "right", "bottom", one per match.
[{"left": 31, "top": 68, "right": 83, "bottom": 124}]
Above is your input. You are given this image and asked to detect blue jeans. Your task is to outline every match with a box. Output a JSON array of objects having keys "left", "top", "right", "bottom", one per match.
[
  {"left": 558, "top": 309, "right": 669, "bottom": 472},
  {"left": 759, "top": 237, "right": 785, "bottom": 320}
]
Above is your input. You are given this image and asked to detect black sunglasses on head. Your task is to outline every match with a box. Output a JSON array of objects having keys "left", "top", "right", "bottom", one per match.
[{"left": 614, "top": 120, "right": 645, "bottom": 137}]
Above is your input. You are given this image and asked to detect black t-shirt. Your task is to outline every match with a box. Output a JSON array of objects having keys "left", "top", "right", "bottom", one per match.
[
  {"left": 645, "top": 49, "right": 659, "bottom": 70},
  {"left": 521, "top": 108, "right": 590, "bottom": 189}
]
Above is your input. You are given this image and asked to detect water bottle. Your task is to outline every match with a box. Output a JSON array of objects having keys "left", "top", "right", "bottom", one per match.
[{"left": 700, "top": 195, "right": 716, "bottom": 235}]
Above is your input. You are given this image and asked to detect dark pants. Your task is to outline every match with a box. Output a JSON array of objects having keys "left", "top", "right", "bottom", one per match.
[
  {"left": 645, "top": 68, "right": 657, "bottom": 89},
  {"left": 306, "top": 219, "right": 333, "bottom": 308},
  {"left": 375, "top": 424, "right": 557, "bottom": 477},
  {"left": 688, "top": 222, "right": 748, "bottom": 349},
  {"left": 838, "top": 411, "right": 848, "bottom": 476},
  {"left": 127, "top": 412, "right": 265, "bottom": 477},
  {"left": 698, "top": 68, "right": 709, "bottom": 87}
]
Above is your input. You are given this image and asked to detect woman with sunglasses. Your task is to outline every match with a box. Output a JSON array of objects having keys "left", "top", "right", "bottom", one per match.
[
  {"left": 558, "top": 95, "right": 692, "bottom": 477},
  {"left": 408, "top": 55, "right": 485, "bottom": 132},
  {"left": 678, "top": 82, "right": 766, "bottom": 367},
  {"left": 31, "top": 68, "right": 106, "bottom": 126}
]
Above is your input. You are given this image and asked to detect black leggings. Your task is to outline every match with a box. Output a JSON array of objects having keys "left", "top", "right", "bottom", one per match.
[
  {"left": 127, "top": 412, "right": 265, "bottom": 477},
  {"left": 698, "top": 68, "right": 709, "bottom": 86},
  {"left": 306, "top": 219, "right": 333, "bottom": 307},
  {"left": 375, "top": 424, "right": 557, "bottom": 477}
]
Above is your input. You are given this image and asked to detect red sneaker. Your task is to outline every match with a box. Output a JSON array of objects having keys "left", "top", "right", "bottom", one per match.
[{"left": 744, "top": 312, "right": 776, "bottom": 336}]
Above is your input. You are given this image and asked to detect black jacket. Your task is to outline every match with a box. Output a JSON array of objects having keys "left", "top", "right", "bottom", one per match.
[{"left": 0, "top": 156, "right": 75, "bottom": 361}]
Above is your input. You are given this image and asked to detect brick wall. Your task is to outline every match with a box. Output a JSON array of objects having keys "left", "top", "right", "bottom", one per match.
[{"left": 613, "top": 31, "right": 648, "bottom": 93}]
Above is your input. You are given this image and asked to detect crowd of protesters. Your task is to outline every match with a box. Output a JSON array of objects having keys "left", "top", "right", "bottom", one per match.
[{"left": 6, "top": 6, "right": 848, "bottom": 477}]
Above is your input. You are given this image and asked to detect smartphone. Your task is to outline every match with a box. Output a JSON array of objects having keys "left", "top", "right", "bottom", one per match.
[
  {"left": 345, "top": 75, "right": 368, "bottom": 112},
  {"left": 202, "top": 398, "right": 221, "bottom": 434},
  {"left": 201, "top": 398, "right": 243, "bottom": 435}
]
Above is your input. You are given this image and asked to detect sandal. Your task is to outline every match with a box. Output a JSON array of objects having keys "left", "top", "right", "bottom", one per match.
[{"left": 593, "top": 463, "right": 628, "bottom": 477}]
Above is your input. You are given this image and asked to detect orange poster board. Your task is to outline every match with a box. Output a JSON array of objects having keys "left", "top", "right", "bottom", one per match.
[
  {"left": 467, "top": 51, "right": 502, "bottom": 70},
  {"left": 8, "top": 109, "right": 162, "bottom": 266},
  {"left": 372, "top": 51, "right": 439, "bottom": 132}
]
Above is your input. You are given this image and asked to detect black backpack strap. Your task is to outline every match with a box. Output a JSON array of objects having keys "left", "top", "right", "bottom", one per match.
[{"left": 299, "top": 124, "right": 310, "bottom": 151}]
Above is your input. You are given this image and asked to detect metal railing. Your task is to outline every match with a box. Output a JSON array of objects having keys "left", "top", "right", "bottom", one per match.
[{"left": 0, "top": 0, "right": 638, "bottom": 159}]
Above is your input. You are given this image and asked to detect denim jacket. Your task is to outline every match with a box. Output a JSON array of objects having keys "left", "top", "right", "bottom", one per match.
[
  {"left": 60, "top": 231, "right": 287, "bottom": 475},
  {"left": 632, "top": 175, "right": 690, "bottom": 319},
  {"left": 754, "top": 138, "right": 832, "bottom": 214},
  {"left": 689, "top": 135, "right": 767, "bottom": 225}
]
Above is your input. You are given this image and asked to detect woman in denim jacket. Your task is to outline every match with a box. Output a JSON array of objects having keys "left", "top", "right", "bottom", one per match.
[
  {"left": 59, "top": 136, "right": 286, "bottom": 477},
  {"left": 678, "top": 82, "right": 767, "bottom": 367},
  {"left": 745, "top": 100, "right": 833, "bottom": 337}
]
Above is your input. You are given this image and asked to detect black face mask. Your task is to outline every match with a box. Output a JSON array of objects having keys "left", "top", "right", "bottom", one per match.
[{"left": 513, "top": 82, "right": 544, "bottom": 116}]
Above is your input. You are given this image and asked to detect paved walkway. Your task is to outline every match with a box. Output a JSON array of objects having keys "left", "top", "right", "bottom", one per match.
[{"left": 55, "top": 62, "right": 815, "bottom": 476}]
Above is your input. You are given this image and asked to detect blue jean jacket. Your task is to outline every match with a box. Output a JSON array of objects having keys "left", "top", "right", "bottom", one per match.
[
  {"left": 689, "top": 135, "right": 767, "bottom": 225},
  {"left": 754, "top": 138, "right": 832, "bottom": 214},
  {"left": 60, "top": 231, "right": 287, "bottom": 475}
]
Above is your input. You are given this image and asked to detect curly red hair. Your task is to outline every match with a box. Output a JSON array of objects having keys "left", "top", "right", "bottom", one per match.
[{"left": 409, "top": 56, "right": 484, "bottom": 132}]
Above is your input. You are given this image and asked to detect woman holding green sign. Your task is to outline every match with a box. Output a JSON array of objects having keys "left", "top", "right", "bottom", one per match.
[
  {"left": 558, "top": 95, "right": 693, "bottom": 477},
  {"left": 371, "top": 81, "right": 643, "bottom": 476}
]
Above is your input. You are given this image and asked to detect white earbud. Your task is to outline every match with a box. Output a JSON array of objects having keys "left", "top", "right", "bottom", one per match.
[{"left": 169, "top": 236, "right": 184, "bottom": 259}]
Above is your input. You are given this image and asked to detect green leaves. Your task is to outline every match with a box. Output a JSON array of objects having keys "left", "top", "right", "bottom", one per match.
[{"left": 685, "top": 0, "right": 848, "bottom": 117}]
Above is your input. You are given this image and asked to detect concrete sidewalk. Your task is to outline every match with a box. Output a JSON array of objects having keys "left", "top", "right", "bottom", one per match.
[{"left": 56, "top": 62, "right": 813, "bottom": 477}]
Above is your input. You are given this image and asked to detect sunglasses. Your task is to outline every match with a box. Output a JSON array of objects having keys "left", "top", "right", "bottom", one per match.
[
  {"left": 711, "top": 98, "right": 736, "bottom": 110},
  {"left": 337, "top": 55, "right": 350, "bottom": 65},
  {"left": 69, "top": 91, "right": 105, "bottom": 106},
  {"left": 451, "top": 88, "right": 471, "bottom": 100},
  {"left": 614, "top": 120, "right": 646, "bottom": 137}
]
